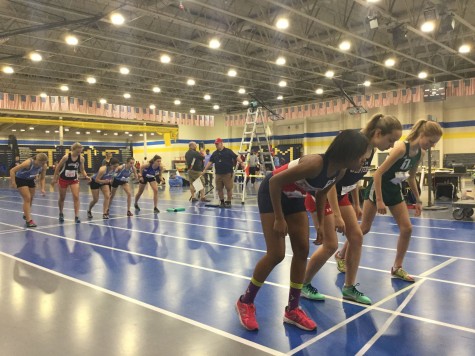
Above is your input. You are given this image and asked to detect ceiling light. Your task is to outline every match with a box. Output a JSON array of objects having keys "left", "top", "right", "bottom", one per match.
[
  {"left": 243, "top": 100, "right": 249, "bottom": 106},
  {"left": 60, "top": 85, "right": 69, "bottom": 91},
  {"left": 110, "top": 13, "right": 125, "bottom": 25},
  {"left": 96, "top": 130, "right": 101, "bottom": 133},
  {"left": 128, "top": 134, "right": 133, "bottom": 137},
  {"left": 65, "top": 35, "right": 78, "bottom": 46},
  {"left": 99, "top": 98, "right": 107, "bottom": 104},
  {"left": 39, "top": 92, "right": 47, "bottom": 98},
  {"left": 325, "top": 70, "right": 335, "bottom": 78},
  {"left": 276, "top": 18, "right": 289, "bottom": 29},
  {"left": 174, "top": 99, "right": 181, "bottom": 105},
  {"left": 86, "top": 76, "right": 96, "bottom": 84},
  {"left": 119, "top": 66, "right": 130, "bottom": 75},
  {"left": 367, "top": 0, "right": 380, "bottom": 3},
  {"left": 152, "top": 86, "right": 161, "bottom": 93},
  {"left": 459, "top": 44, "right": 471, "bottom": 54},
  {"left": 384, "top": 58, "right": 396, "bottom": 67},
  {"left": 125, "top": 132, "right": 129, "bottom": 136},
  {"left": 276, "top": 56, "right": 286, "bottom": 65},
  {"left": 114, "top": 132, "right": 118, "bottom": 136},
  {"left": 209, "top": 38, "right": 221, "bottom": 49},
  {"left": 149, "top": 104, "right": 156, "bottom": 110},
  {"left": 2, "top": 66, "right": 14, "bottom": 74},
  {"left": 315, "top": 88, "right": 324, "bottom": 95},
  {"left": 278, "top": 80, "right": 287, "bottom": 87},
  {"left": 64, "top": 128, "right": 69, "bottom": 131},
  {"left": 277, "top": 95, "right": 283, "bottom": 100},
  {"left": 421, "top": 21, "right": 435, "bottom": 33},
  {"left": 160, "top": 54, "right": 171, "bottom": 63},
  {"left": 187, "top": 78, "right": 196, "bottom": 86},
  {"left": 76, "top": 131, "right": 81, "bottom": 135},
  {"left": 204, "top": 94, "right": 211, "bottom": 100},
  {"left": 29, "top": 52, "right": 43, "bottom": 62},
  {"left": 20, "top": 129, "right": 25, "bottom": 132},
  {"left": 150, "top": 133, "right": 155, "bottom": 136},
  {"left": 227, "top": 69, "right": 237, "bottom": 77},
  {"left": 190, "top": 108, "right": 196, "bottom": 114},
  {"left": 103, "top": 133, "right": 108, "bottom": 136},
  {"left": 238, "top": 88, "right": 246, "bottom": 94},
  {"left": 45, "top": 130, "right": 50, "bottom": 133},
  {"left": 54, "top": 130, "right": 59, "bottom": 133},
  {"left": 139, "top": 133, "right": 143, "bottom": 137},
  {"left": 11, "top": 129, "right": 16, "bottom": 132},
  {"left": 418, "top": 71, "right": 428, "bottom": 79},
  {"left": 363, "top": 80, "right": 371, "bottom": 87},
  {"left": 123, "top": 93, "right": 131, "bottom": 99},
  {"left": 213, "top": 104, "right": 219, "bottom": 110},
  {"left": 85, "top": 131, "right": 91, "bottom": 134},
  {"left": 339, "top": 40, "right": 351, "bottom": 51},
  {"left": 29, "top": 127, "right": 34, "bottom": 130}
]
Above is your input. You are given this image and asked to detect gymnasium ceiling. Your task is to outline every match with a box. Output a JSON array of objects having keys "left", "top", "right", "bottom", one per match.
[{"left": 1, "top": 0, "right": 475, "bottom": 116}]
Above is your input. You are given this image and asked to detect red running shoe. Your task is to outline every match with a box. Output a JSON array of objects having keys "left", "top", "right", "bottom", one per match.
[
  {"left": 235, "top": 298, "right": 258, "bottom": 331},
  {"left": 283, "top": 307, "right": 317, "bottom": 331}
]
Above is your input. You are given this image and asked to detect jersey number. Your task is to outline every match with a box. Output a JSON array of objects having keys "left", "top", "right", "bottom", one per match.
[{"left": 400, "top": 159, "right": 412, "bottom": 170}]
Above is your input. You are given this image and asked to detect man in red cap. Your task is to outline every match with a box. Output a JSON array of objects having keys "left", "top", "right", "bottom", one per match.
[{"left": 202, "top": 138, "right": 242, "bottom": 207}]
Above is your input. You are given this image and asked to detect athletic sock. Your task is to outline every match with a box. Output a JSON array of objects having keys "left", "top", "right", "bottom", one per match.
[
  {"left": 288, "top": 281, "right": 303, "bottom": 311},
  {"left": 240, "top": 277, "right": 263, "bottom": 304}
]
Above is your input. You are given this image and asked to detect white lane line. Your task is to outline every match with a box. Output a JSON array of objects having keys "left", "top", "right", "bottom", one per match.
[
  {"left": 420, "top": 257, "right": 458, "bottom": 277},
  {"left": 367, "top": 231, "right": 475, "bottom": 245},
  {"left": 355, "top": 282, "right": 425, "bottom": 356},
  {"left": 389, "top": 223, "right": 455, "bottom": 230},
  {"left": 0, "top": 251, "right": 284, "bottom": 356},
  {"left": 288, "top": 258, "right": 458, "bottom": 355}
]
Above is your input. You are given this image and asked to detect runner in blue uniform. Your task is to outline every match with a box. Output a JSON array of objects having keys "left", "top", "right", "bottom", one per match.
[
  {"left": 108, "top": 157, "right": 139, "bottom": 216},
  {"left": 87, "top": 158, "right": 120, "bottom": 219},
  {"left": 134, "top": 155, "right": 162, "bottom": 213}
]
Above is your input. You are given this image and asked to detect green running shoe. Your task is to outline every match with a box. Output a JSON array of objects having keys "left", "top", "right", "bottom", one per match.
[
  {"left": 342, "top": 284, "right": 372, "bottom": 305},
  {"left": 301, "top": 283, "right": 325, "bottom": 301},
  {"left": 335, "top": 251, "right": 346, "bottom": 273}
]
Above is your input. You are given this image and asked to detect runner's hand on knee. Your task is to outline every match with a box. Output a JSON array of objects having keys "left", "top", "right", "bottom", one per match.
[
  {"left": 314, "top": 226, "right": 324, "bottom": 245},
  {"left": 334, "top": 215, "right": 346, "bottom": 235},
  {"left": 273, "top": 218, "right": 288, "bottom": 238},
  {"left": 376, "top": 200, "right": 387, "bottom": 215}
]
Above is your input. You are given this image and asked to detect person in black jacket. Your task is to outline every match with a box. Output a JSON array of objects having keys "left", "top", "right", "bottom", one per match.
[{"left": 185, "top": 141, "right": 209, "bottom": 202}]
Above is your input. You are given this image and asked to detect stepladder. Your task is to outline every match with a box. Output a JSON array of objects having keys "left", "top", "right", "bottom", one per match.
[{"left": 234, "top": 106, "right": 275, "bottom": 204}]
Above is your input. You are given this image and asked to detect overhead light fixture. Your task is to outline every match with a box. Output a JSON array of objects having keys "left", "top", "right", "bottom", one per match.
[
  {"left": 103, "top": 133, "right": 108, "bottom": 136},
  {"left": 76, "top": 131, "right": 81, "bottom": 135},
  {"left": 128, "top": 134, "right": 133, "bottom": 137},
  {"left": 315, "top": 88, "right": 324, "bottom": 95},
  {"left": 418, "top": 71, "right": 428, "bottom": 79},
  {"left": 96, "top": 130, "right": 101, "bottom": 133},
  {"left": 99, "top": 98, "right": 107, "bottom": 104},
  {"left": 119, "top": 66, "right": 130, "bottom": 75},
  {"left": 339, "top": 40, "right": 351, "bottom": 51},
  {"left": 421, "top": 21, "right": 435, "bottom": 33},
  {"left": 65, "top": 35, "right": 78, "bottom": 46},
  {"left": 227, "top": 69, "right": 237, "bottom": 77},
  {"left": 2, "top": 66, "right": 14, "bottom": 74},
  {"left": 213, "top": 104, "right": 220, "bottom": 110},
  {"left": 190, "top": 108, "right": 196, "bottom": 114},
  {"left": 150, "top": 133, "right": 155, "bottom": 136},
  {"left": 45, "top": 130, "right": 50, "bottom": 133},
  {"left": 124, "top": 131, "right": 129, "bottom": 134},
  {"left": 459, "top": 44, "right": 471, "bottom": 54},
  {"left": 54, "top": 130, "right": 59, "bottom": 133},
  {"left": 363, "top": 80, "right": 371, "bottom": 87},
  {"left": 276, "top": 56, "right": 286, "bottom": 65},
  {"left": 174, "top": 99, "right": 181, "bottom": 105},
  {"left": 243, "top": 100, "right": 249, "bottom": 106},
  {"left": 325, "top": 70, "right": 335, "bottom": 78},
  {"left": 152, "top": 86, "right": 161, "bottom": 93},
  {"left": 39, "top": 92, "right": 47, "bottom": 98},
  {"left": 139, "top": 133, "right": 143, "bottom": 137},
  {"left": 12, "top": 129, "right": 16, "bottom": 132},
  {"left": 114, "top": 132, "right": 118, "bottom": 136},
  {"left": 123, "top": 93, "right": 131, "bottom": 99},
  {"left": 86, "top": 76, "right": 96, "bottom": 84},
  {"left": 187, "top": 78, "right": 195, "bottom": 86},
  {"left": 277, "top": 95, "right": 283, "bottom": 100},
  {"left": 368, "top": 16, "right": 379, "bottom": 29},
  {"left": 149, "top": 104, "right": 156, "bottom": 110},
  {"left": 238, "top": 88, "right": 246, "bottom": 94},
  {"left": 29, "top": 127, "right": 34, "bottom": 130},
  {"left": 204, "top": 94, "right": 211, "bottom": 100},
  {"left": 60, "top": 85, "right": 69, "bottom": 91},
  {"left": 29, "top": 51, "right": 42, "bottom": 62},
  {"left": 85, "top": 131, "right": 91, "bottom": 135},
  {"left": 209, "top": 38, "right": 221, "bottom": 49},
  {"left": 384, "top": 58, "right": 396, "bottom": 67},
  {"left": 367, "top": 0, "right": 381, "bottom": 3},
  {"left": 110, "top": 13, "right": 125, "bottom": 25},
  {"left": 278, "top": 80, "right": 287, "bottom": 87},
  {"left": 64, "top": 128, "right": 69, "bottom": 131},
  {"left": 20, "top": 129, "right": 25, "bottom": 132},
  {"left": 160, "top": 54, "right": 171, "bottom": 63},
  {"left": 276, "top": 18, "right": 289, "bottom": 29}
]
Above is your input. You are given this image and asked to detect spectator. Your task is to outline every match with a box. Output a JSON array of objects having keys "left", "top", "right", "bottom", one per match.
[
  {"left": 202, "top": 138, "right": 243, "bottom": 208},
  {"left": 273, "top": 155, "right": 280, "bottom": 168},
  {"left": 185, "top": 142, "right": 209, "bottom": 202},
  {"left": 203, "top": 149, "right": 213, "bottom": 187},
  {"left": 246, "top": 151, "right": 260, "bottom": 185}
]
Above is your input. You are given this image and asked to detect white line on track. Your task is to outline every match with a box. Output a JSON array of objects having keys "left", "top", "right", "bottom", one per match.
[{"left": 0, "top": 251, "right": 284, "bottom": 356}]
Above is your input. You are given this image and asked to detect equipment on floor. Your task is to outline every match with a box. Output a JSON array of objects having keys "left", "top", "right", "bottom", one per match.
[{"left": 166, "top": 208, "right": 186, "bottom": 212}]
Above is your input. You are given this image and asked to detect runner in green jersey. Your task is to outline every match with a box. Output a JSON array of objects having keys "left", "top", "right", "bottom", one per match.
[{"left": 360, "top": 119, "right": 443, "bottom": 282}]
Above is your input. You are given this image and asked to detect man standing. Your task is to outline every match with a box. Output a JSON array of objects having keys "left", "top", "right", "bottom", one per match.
[
  {"left": 203, "top": 138, "right": 242, "bottom": 208},
  {"left": 203, "top": 149, "right": 212, "bottom": 187},
  {"left": 185, "top": 142, "right": 209, "bottom": 202}
]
